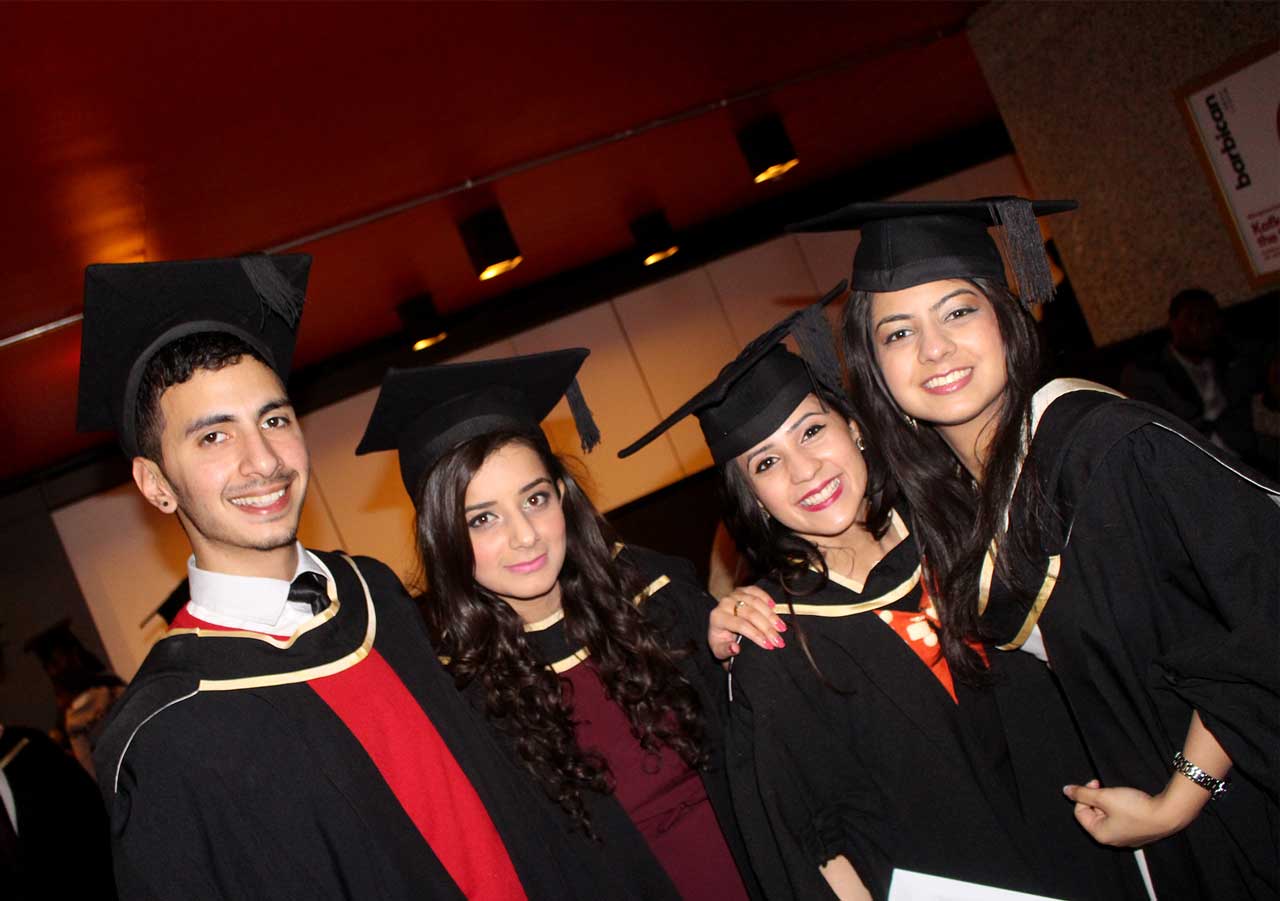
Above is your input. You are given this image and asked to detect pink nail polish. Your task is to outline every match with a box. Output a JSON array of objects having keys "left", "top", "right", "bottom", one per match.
[
  {"left": 775, "top": 620, "right": 787, "bottom": 632},
  {"left": 767, "top": 598, "right": 776, "bottom": 608},
  {"left": 772, "top": 636, "right": 786, "bottom": 648}
]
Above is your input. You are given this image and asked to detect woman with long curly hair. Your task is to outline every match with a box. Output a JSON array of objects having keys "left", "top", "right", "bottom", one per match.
[
  {"left": 356, "top": 348, "right": 759, "bottom": 901},
  {"left": 623, "top": 294, "right": 1144, "bottom": 901},
  {"left": 798, "top": 196, "right": 1280, "bottom": 899}
]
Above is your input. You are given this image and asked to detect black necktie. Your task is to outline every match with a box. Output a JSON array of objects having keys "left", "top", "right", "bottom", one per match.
[{"left": 288, "top": 571, "right": 330, "bottom": 615}]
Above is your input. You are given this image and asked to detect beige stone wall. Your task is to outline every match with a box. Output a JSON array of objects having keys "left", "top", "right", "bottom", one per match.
[{"left": 968, "top": 1, "right": 1276, "bottom": 345}]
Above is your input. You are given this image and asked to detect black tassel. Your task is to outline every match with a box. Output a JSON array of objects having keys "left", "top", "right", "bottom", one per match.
[
  {"left": 792, "top": 284, "right": 846, "bottom": 398},
  {"left": 239, "top": 255, "right": 304, "bottom": 328},
  {"left": 565, "top": 377, "right": 601, "bottom": 453},
  {"left": 989, "top": 199, "right": 1055, "bottom": 307}
]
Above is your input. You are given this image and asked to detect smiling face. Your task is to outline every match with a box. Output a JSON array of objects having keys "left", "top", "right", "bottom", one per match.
[
  {"left": 464, "top": 441, "right": 567, "bottom": 623},
  {"left": 133, "top": 356, "right": 309, "bottom": 577},
  {"left": 869, "top": 278, "right": 1009, "bottom": 457},
  {"left": 737, "top": 393, "right": 868, "bottom": 545}
]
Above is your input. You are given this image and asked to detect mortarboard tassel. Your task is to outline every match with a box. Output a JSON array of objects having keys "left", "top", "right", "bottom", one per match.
[
  {"left": 989, "top": 199, "right": 1056, "bottom": 307},
  {"left": 239, "top": 255, "right": 304, "bottom": 328},
  {"left": 565, "top": 377, "right": 601, "bottom": 453},
  {"left": 791, "top": 281, "right": 847, "bottom": 398}
]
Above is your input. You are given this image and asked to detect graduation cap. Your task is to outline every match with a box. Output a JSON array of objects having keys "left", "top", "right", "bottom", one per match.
[
  {"left": 356, "top": 348, "right": 600, "bottom": 496},
  {"left": 789, "top": 197, "right": 1077, "bottom": 306},
  {"left": 617, "top": 280, "right": 846, "bottom": 465},
  {"left": 76, "top": 254, "right": 312, "bottom": 457}
]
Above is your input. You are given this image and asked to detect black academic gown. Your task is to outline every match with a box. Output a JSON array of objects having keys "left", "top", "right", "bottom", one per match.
[
  {"left": 725, "top": 525, "right": 1146, "bottom": 901},
  {"left": 981, "top": 385, "right": 1280, "bottom": 900},
  {"left": 468, "top": 545, "right": 764, "bottom": 901},
  {"left": 1, "top": 726, "right": 115, "bottom": 900},
  {"left": 93, "top": 551, "right": 628, "bottom": 901}
]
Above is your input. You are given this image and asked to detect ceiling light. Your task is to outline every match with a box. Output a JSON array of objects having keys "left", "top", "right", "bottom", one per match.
[
  {"left": 459, "top": 207, "right": 523, "bottom": 281},
  {"left": 737, "top": 115, "right": 799, "bottom": 184},
  {"left": 630, "top": 211, "right": 680, "bottom": 267},
  {"left": 396, "top": 293, "right": 449, "bottom": 352}
]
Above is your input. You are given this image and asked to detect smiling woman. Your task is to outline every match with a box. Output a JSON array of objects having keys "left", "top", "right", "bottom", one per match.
[
  {"left": 461, "top": 443, "right": 567, "bottom": 624},
  {"left": 356, "top": 349, "right": 762, "bottom": 901},
  {"left": 822, "top": 196, "right": 1280, "bottom": 898}
]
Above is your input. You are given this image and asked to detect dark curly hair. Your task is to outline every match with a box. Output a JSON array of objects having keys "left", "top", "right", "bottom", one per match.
[
  {"left": 134, "top": 332, "right": 270, "bottom": 463},
  {"left": 414, "top": 426, "right": 708, "bottom": 838},
  {"left": 715, "top": 386, "right": 899, "bottom": 684},
  {"left": 841, "top": 277, "right": 1049, "bottom": 683}
]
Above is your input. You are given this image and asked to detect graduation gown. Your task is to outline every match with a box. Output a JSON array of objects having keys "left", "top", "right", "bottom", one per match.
[
  {"left": 472, "top": 544, "right": 763, "bottom": 901},
  {"left": 725, "top": 520, "right": 1146, "bottom": 901},
  {"left": 1, "top": 726, "right": 116, "bottom": 900},
  {"left": 93, "top": 550, "right": 628, "bottom": 900},
  {"left": 981, "top": 382, "right": 1280, "bottom": 900}
]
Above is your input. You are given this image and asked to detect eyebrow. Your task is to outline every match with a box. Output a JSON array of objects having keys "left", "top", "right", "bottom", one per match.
[
  {"left": 258, "top": 397, "right": 292, "bottom": 418},
  {"left": 745, "top": 411, "right": 822, "bottom": 466},
  {"left": 874, "top": 288, "right": 979, "bottom": 331},
  {"left": 464, "top": 477, "right": 553, "bottom": 512},
  {"left": 183, "top": 397, "right": 293, "bottom": 439},
  {"left": 184, "top": 413, "right": 234, "bottom": 439},
  {"left": 787, "top": 410, "right": 822, "bottom": 433}
]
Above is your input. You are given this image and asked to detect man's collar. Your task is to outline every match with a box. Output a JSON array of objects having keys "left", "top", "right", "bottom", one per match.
[{"left": 186, "top": 542, "right": 325, "bottom": 632}]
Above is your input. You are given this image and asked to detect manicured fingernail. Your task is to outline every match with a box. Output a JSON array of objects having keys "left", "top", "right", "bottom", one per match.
[
  {"left": 772, "top": 636, "right": 786, "bottom": 648},
  {"left": 775, "top": 620, "right": 787, "bottom": 632},
  {"left": 729, "top": 644, "right": 740, "bottom": 655},
  {"left": 767, "top": 598, "right": 776, "bottom": 607},
  {"left": 1062, "top": 785, "right": 1072, "bottom": 796}
]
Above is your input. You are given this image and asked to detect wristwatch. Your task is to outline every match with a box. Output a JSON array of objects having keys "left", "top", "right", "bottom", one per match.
[{"left": 1172, "top": 751, "right": 1229, "bottom": 800}]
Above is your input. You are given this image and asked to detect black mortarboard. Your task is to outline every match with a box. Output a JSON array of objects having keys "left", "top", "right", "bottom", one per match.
[
  {"left": 617, "top": 281, "right": 846, "bottom": 465},
  {"left": 77, "top": 254, "right": 312, "bottom": 456},
  {"left": 789, "top": 197, "right": 1076, "bottom": 306},
  {"left": 356, "top": 348, "right": 600, "bottom": 496}
]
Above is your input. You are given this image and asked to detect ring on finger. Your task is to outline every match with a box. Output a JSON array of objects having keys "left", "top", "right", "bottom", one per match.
[{"left": 733, "top": 599, "right": 748, "bottom": 616}]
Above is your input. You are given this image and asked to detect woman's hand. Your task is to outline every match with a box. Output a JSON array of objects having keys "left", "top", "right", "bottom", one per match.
[
  {"left": 1065, "top": 711, "right": 1230, "bottom": 847},
  {"left": 708, "top": 585, "right": 787, "bottom": 661},
  {"left": 1062, "top": 778, "right": 1203, "bottom": 848}
]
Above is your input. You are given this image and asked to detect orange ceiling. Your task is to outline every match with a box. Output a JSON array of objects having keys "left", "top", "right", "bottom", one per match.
[{"left": 0, "top": 1, "right": 993, "bottom": 485}]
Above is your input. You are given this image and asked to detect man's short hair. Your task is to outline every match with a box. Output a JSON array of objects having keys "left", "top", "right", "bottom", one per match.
[
  {"left": 134, "top": 332, "right": 270, "bottom": 462},
  {"left": 1169, "top": 288, "right": 1217, "bottom": 320}
]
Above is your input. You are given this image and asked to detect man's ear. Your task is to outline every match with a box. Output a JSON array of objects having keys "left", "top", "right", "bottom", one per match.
[{"left": 132, "top": 457, "right": 178, "bottom": 514}]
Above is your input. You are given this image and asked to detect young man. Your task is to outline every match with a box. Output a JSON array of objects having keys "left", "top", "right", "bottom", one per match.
[{"left": 80, "top": 256, "right": 637, "bottom": 900}]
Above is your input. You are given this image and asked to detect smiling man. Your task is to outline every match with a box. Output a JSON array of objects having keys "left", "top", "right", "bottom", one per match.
[{"left": 77, "top": 256, "right": 603, "bottom": 900}]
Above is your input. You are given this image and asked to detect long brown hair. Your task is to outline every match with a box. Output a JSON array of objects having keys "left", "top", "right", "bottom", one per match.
[{"left": 415, "top": 426, "right": 707, "bottom": 837}]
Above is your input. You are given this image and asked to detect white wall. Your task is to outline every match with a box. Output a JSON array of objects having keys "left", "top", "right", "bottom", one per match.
[{"left": 53, "top": 154, "right": 1034, "bottom": 677}]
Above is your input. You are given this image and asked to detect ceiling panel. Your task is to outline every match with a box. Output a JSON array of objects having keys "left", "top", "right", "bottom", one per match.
[{"left": 0, "top": 1, "right": 992, "bottom": 483}]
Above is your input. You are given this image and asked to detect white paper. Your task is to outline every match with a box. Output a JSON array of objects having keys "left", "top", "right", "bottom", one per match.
[{"left": 888, "top": 869, "right": 1065, "bottom": 901}]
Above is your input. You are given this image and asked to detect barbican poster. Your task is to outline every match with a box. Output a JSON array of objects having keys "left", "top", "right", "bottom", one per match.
[{"left": 1182, "top": 40, "right": 1280, "bottom": 285}]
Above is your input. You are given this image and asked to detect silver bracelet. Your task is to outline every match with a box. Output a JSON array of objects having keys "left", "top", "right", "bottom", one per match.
[{"left": 1172, "top": 751, "right": 1229, "bottom": 800}]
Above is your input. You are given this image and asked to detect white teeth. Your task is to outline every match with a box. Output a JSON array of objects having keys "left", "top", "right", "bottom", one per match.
[
  {"left": 800, "top": 478, "right": 840, "bottom": 507},
  {"left": 230, "top": 488, "right": 286, "bottom": 508},
  {"left": 924, "top": 368, "right": 971, "bottom": 389}
]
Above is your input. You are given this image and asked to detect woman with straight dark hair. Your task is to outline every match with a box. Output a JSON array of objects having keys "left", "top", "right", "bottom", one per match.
[
  {"left": 622, "top": 293, "right": 1144, "bottom": 901},
  {"left": 800, "top": 196, "right": 1279, "bottom": 899},
  {"left": 356, "top": 349, "right": 760, "bottom": 901}
]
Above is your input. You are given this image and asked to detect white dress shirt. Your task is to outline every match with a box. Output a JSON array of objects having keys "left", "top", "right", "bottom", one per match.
[{"left": 185, "top": 542, "right": 330, "bottom": 634}]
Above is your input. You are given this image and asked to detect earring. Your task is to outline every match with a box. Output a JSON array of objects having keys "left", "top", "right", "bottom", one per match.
[
  {"left": 855, "top": 435, "right": 867, "bottom": 451},
  {"left": 903, "top": 414, "right": 918, "bottom": 431}
]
